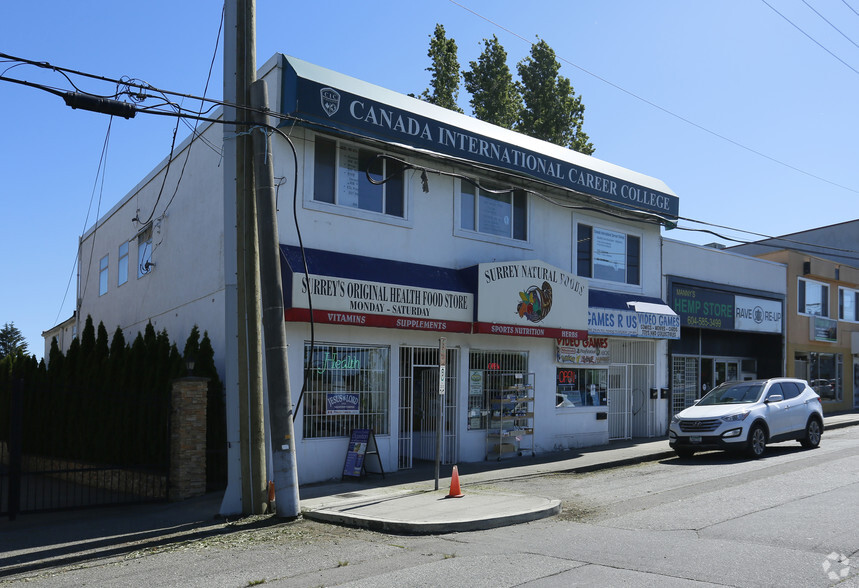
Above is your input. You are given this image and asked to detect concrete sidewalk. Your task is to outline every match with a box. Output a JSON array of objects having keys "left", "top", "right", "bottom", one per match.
[{"left": 298, "top": 411, "right": 859, "bottom": 534}]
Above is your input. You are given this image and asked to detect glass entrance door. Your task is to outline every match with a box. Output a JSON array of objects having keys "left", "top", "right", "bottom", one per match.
[{"left": 715, "top": 360, "right": 739, "bottom": 386}]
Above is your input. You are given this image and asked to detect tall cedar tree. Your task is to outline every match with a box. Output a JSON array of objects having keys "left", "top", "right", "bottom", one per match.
[
  {"left": 421, "top": 24, "right": 464, "bottom": 113},
  {"left": 516, "top": 39, "right": 594, "bottom": 155},
  {"left": 463, "top": 35, "right": 521, "bottom": 130},
  {"left": 0, "top": 322, "right": 29, "bottom": 358}
]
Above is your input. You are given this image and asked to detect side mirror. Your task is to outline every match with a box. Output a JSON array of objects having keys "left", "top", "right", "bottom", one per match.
[{"left": 766, "top": 394, "right": 784, "bottom": 403}]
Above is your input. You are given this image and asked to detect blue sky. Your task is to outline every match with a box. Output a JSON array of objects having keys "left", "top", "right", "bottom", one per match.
[{"left": 2, "top": 1, "right": 857, "bottom": 358}]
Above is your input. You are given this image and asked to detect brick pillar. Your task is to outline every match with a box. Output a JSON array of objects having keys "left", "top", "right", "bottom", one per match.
[{"left": 170, "top": 377, "right": 209, "bottom": 501}]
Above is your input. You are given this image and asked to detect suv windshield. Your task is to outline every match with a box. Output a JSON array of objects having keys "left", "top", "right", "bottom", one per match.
[{"left": 697, "top": 382, "right": 763, "bottom": 405}]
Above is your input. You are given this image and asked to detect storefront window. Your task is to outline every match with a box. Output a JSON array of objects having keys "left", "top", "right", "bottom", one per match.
[
  {"left": 556, "top": 368, "right": 608, "bottom": 407},
  {"left": 467, "top": 351, "right": 528, "bottom": 429},
  {"left": 796, "top": 351, "right": 842, "bottom": 402},
  {"left": 302, "top": 343, "right": 390, "bottom": 438}
]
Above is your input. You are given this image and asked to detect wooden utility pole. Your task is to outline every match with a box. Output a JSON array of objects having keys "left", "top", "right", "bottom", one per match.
[
  {"left": 250, "top": 79, "right": 300, "bottom": 518},
  {"left": 235, "top": 0, "right": 267, "bottom": 515}
]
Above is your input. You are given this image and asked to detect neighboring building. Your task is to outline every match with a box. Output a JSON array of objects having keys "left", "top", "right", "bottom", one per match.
[
  {"left": 662, "top": 240, "right": 787, "bottom": 418},
  {"left": 729, "top": 219, "right": 859, "bottom": 267},
  {"left": 742, "top": 250, "right": 857, "bottom": 413},
  {"left": 51, "top": 54, "right": 684, "bottom": 486},
  {"left": 41, "top": 312, "right": 76, "bottom": 358},
  {"left": 730, "top": 223, "right": 859, "bottom": 412}
]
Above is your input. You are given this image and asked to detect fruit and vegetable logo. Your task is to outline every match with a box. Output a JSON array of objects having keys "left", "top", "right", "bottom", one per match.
[{"left": 517, "top": 281, "right": 553, "bottom": 323}]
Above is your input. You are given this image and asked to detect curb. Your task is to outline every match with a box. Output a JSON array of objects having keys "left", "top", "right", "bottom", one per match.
[{"left": 302, "top": 490, "right": 561, "bottom": 535}]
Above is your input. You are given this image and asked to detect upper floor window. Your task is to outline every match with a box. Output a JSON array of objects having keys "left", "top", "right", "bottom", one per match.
[
  {"left": 797, "top": 277, "right": 828, "bottom": 317},
  {"left": 118, "top": 241, "right": 129, "bottom": 286},
  {"left": 576, "top": 224, "right": 640, "bottom": 285},
  {"left": 459, "top": 181, "right": 528, "bottom": 241},
  {"left": 138, "top": 225, "right": 153, "bottom": 278},
  {"left": 839, "top": 287, "right": 858, "bottom": 322},
  {"left": 99, "top": 255, "right": 109, "bottom": 296},
  {"left": 313, "top": 136, "right": 404, "bottom": 217}
]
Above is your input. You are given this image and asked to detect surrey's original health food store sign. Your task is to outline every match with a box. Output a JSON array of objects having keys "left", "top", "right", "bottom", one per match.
[
  {"left": 473, "top": 260, "right": 588, "bottom": 339},
  {"left": 286, "top": 273, "right": 474, "bottom": 333},
  {"left": 280, "top": 56, "right": 679, "bottom": 220}
]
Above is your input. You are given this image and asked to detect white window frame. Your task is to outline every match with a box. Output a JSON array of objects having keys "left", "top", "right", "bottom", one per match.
[
  {"left": 305, "top": 134, "right": 411, "bottom": 228},
  {"left": 839, "top": 286, "right": 859, "bottom": 323},
  {"left": 575, "top": 222, "right": 643, "bottom": 287},
  {"left": 454, "top": 178, "right": 532, "bottom": 248},
  {"left": 797, "top": 277, "right": 829, "bottom": 317},
  {"left": 118, "top": 241, "right": 129, "bottom": 287},
  {"left": 98, "top": 254, "right": 109, "bottom": 296}
]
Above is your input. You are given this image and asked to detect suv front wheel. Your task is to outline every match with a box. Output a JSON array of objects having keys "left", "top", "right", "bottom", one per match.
[{"left": 746, "top": 424, "right": 767, "bottom": 459}]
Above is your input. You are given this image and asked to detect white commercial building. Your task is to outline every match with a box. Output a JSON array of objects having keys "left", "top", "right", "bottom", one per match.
[{"left": 64, "top": 54, "right": 683, "bottom": 486}]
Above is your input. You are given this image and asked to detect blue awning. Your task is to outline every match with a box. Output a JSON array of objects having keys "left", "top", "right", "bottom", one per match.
[
  {"left": 588, "top": 289, "right": 676, "bottom": 315},
  {"left": 279, "top": 246, "right": 476, "bottom": 333},
  {"left": 280, "top": 245, "right": 472, "bottom": 294},
  {"left": 587, "top": 289, "right": 680, "bottom": 339}
]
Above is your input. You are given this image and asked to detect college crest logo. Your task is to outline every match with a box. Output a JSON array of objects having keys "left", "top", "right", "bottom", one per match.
[
  {"left": 320, "top": 87, "right": 340, "bottom": 117},
  {"left": 516, "top": 281, "right": 553, "bottom": 323}
]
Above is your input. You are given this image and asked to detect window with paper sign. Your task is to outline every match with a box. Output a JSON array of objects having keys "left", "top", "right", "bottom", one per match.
[{"left": 556, "top": 368, "right": 607, "bottom": 408}]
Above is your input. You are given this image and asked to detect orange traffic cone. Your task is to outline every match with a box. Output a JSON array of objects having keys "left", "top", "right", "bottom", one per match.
[
  {"left": 446, "top": 465, "right": 464, "bottom": 498},
  {"left": 267, "top": 480, "right": 277, "bottom": 514}
]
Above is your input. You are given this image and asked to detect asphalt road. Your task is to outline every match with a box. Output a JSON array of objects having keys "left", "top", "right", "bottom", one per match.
[{"left": 3, "top": 426, "right": 858, "bottom": 587}]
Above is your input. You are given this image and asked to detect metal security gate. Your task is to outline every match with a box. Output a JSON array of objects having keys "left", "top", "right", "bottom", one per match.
[
  {"left": 398, "top": 347, "right": 459, "bottom": 469},
  {"left": 607, "top": 366, "right": 630, "bottom": 440},
  {"left": 1, "top": 378, "right": 169, "bottom": 519},
  {"left": 672, "top": 355, "right": 700, "bottom": 416},
  {"left": 608, "top": 340, "right": 656, "bottom": 440}
]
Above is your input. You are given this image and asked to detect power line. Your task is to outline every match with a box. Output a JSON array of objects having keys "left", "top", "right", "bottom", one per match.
[
  {"left": 761, "top": 0, "right": 859, "bottom": 75},
  {"left": 3, "top": 52, "right": 858, "bottom": 263},
  {"left": 842, "top": 0, "right": 859, "bottom": 18},
  {"left": 446, "top": 1, "right": 859, "bottom": 196},
  {"left": 802, "top": 0, "right": 859, "bottom": 49}
]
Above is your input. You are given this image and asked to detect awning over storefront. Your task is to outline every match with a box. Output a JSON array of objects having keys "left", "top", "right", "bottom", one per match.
[
  {"left": 280, "top": 245, "right": 475, "bottom": 333},
  {"left": 588, "top": 289, "right": 681, "bottom": 339},
  {"left": 280, "top": 247, "right": 592, "bottom": 339}
]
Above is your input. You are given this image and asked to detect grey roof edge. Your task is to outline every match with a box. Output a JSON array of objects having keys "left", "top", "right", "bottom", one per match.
[{"left": 278, "top": 53, "right": 677, "bottom": 198}]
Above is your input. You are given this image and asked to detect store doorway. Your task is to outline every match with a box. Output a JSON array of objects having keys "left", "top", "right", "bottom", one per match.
[
  {"left": 608, "top": 340, "right": 655, "bottom": 440},
  {"left": 398, "top": 347, "right": 459, "bottom": 470},
  {"left": 715, "top": 360, "right": 739, "bottom": 386}
]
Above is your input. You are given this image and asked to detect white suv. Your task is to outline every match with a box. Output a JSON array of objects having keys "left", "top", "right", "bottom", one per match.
[{"left": 669, "top": 378, "right": 823, "bottom": 459}]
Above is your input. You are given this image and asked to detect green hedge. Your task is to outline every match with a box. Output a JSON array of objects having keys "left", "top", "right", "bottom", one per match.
[{"left": 0, "top": 317, "right": 225, "bottom": 482}]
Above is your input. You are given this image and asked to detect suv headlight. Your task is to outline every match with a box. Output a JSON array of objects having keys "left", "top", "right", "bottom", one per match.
[{"left": 721, "top": 411, "right": 750, "bottom": 423}]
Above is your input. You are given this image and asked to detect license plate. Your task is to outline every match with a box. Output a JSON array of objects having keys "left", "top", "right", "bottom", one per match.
[{"left": 690, "top": 436, "right": 702, "bottom": 444}]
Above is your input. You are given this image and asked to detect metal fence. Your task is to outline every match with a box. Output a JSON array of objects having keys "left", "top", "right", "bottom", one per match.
[{"left": 1, "top": 379, "right": 170, "bottom": 520}]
